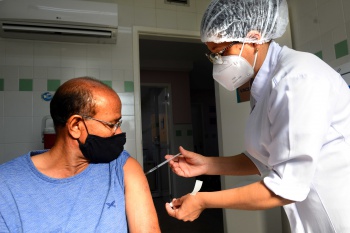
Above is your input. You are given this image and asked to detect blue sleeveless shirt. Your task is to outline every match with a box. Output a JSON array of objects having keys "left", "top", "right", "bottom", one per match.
[{"left": 0, "top": 150, "right": 130, "bottom": 233}]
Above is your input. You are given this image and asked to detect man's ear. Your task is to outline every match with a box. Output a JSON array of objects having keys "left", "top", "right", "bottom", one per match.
[{"left": 67, "top": 115, "right": 84, "bottom": 139}]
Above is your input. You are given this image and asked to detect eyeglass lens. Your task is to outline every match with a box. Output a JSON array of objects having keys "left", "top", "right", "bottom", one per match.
[
  {"left": 83, "top": 116, "right": 122, "bottom": 133},
  {"left": 205, "top": 42, "right": 238, "bottom": 64},
  {"left": 206, "top": 52, "right": 223, "bottom": 64}
]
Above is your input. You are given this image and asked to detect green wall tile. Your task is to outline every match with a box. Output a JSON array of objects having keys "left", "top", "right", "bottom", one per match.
[
  {"left": 19, "top": 79, "right": 33, "bottom": 91},
  {"left": 0, "top": 79, "right": 3, "bottom": 91},
  {"left": 335, "top": 40, "right": 349, "bottom": 59},
  {"left": 124, "top": 81, "right": 134, "bottom": 92},
  {"left": 102, "top": 80, "right": 112, "bottom": 87},
  {"left": 176, "top": 130, "right": 182, "bottom": 136},
  {"left": 315, "top": 51, "right": 323, "bottom": 59},
  {"left": 47, "top": 80, "right": 61, "bottom": 91}
]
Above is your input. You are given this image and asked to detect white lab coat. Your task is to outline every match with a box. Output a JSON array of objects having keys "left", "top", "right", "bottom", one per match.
[{"left": 244, "top": 41, "right": 350, "bottom": 233}]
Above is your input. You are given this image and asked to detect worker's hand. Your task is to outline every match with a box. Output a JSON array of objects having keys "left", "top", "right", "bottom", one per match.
[
  {"left": 165, "top": 194, "right": 205, "bottom": 222},
  {"left": 165, "top": 146, "right": 207, "bottom": 177}
]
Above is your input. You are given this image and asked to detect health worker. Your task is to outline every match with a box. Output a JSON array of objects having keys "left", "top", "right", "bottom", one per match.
[{"left": 164, "top": 0, "right": 350, "bottom": 232}]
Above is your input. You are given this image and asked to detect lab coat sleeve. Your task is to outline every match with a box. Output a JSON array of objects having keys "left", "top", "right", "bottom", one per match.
[
  {"left": 263, "top": 72, "right": 333, "bottom": 202},
  {"left": 243, "top": 151, "right": 270, "bottom": 177}
]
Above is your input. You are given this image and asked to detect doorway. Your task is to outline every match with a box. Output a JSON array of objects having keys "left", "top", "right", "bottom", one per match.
[
  {"left": 138, "top": 36, "right": 224, "bottom": 233},
  {"left": 141, "top": 85, "right": 172, "bottom": 197}
]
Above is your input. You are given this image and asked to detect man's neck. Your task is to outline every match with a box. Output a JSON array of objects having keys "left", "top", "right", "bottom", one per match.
[{"left": 31, "top": 147, "right": 89, "bottom": 179}]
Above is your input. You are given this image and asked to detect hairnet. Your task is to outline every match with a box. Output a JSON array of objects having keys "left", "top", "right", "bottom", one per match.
[{"left": 200, "top": 0, "right": 289, "bottom": 44}]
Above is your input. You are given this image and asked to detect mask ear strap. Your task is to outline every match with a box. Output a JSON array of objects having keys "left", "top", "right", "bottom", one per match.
[
  {"left": 239, "top": 41, "right": 258, "bottom": 69},
  {"left": 252, "top": 50, "right": 258, "bottom": 68},
  {"left": 239, "top": 41, "right": 245, "bottom": 57},
  {"left": 81, "top": 118, "right": 90, "bottom": 135},
  {"left": 77, "top": 117, "right": 89, "bottom": 145}
]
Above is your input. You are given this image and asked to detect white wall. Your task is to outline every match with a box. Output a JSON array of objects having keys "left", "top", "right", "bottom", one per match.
[
  {"left": 0, "top": 35, "right": 138, "bottom": 163},
  {"left": 288, "top": 0, "right": 350, "bottom": 68}
]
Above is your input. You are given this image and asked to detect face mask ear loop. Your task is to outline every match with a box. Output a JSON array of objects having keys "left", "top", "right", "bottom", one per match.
[
  {"left": 239, "top": 41, "right": 245, "bottom": 57},
  {"left": 252, "top": 50, "right": 258, "bottom": 69},
  {"left": 81, "top": 118, "right": 90, "bottom": 135},
  {"left": 77, "top": 118, "right": 90, "bottom": 145},
  {"left": 239, "top": 41, "right": 258, "bottom": 69}
]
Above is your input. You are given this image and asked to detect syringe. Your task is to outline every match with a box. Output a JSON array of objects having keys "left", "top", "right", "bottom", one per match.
[{"left": 145, "top": 153, "right": 181, "bottom": 175}]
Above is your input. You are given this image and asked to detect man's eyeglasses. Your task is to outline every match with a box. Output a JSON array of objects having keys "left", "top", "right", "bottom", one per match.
[
  {"left": 82, "top": 116, "right": 122, "bottom": 134},
  {"left": 205, "top": 42, "right": 238, "bottom": 64}
]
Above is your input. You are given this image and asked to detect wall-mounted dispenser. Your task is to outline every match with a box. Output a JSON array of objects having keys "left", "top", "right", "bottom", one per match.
[{"left": 42, "top": 115, "right": 56, "bottom": 149}]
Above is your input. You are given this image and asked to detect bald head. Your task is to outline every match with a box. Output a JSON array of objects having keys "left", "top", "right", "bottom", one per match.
[{"left": 50, "top": 77, "right": 119, "bottom": 129}]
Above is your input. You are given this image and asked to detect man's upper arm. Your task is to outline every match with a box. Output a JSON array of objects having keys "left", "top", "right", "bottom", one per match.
[{"left": 123, "top": 157, "right": 160, "bottom": 233}]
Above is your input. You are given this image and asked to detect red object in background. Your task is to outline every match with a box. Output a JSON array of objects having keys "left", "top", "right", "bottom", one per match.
[
  {"left": 42, "top": 115, "right": 56, "bottom": 149},
  {"left": 43, "top": 133, "right": 56, "bottom": 149}
]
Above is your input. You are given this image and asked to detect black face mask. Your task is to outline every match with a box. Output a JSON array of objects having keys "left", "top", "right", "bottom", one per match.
[{"left": 78, "top": 132, "right": 126, "bottom": 163}]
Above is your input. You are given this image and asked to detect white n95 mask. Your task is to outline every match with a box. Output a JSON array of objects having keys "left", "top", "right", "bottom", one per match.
[{"left": 213, "top": 44, "right": 258, "bottom": 92}]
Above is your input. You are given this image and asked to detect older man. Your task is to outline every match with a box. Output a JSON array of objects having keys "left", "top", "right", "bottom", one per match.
[{"left": 0, "top": 77, "right": 160, "bottom": 233}]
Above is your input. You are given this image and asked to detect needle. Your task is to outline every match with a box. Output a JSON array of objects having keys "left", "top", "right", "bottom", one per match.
[{"left": 145, "top": 153, "right": 181, "bottom": 175}]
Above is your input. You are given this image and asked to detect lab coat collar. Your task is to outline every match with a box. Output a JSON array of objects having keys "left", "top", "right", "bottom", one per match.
[{"left": 250, "top": 41, "right": 282, "bottom": 102}]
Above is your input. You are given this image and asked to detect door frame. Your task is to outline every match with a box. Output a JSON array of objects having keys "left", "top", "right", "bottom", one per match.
[
  {"left": 132, "top": 26, "right": 200, "bottom": 166},
  {"left": 140, "top": 83, "right": 174, "bottom": 197}
]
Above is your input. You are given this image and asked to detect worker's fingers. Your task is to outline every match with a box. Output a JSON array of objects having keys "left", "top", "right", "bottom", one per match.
[
  {"left": 171, "top": 198, "right": 182, "bottom": 207},
  {"left": 165, "top": 202, "right": 177, "bottom": 218},
  {"left": 165, "top": 198, "right": 182, "bottom": 217}
]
